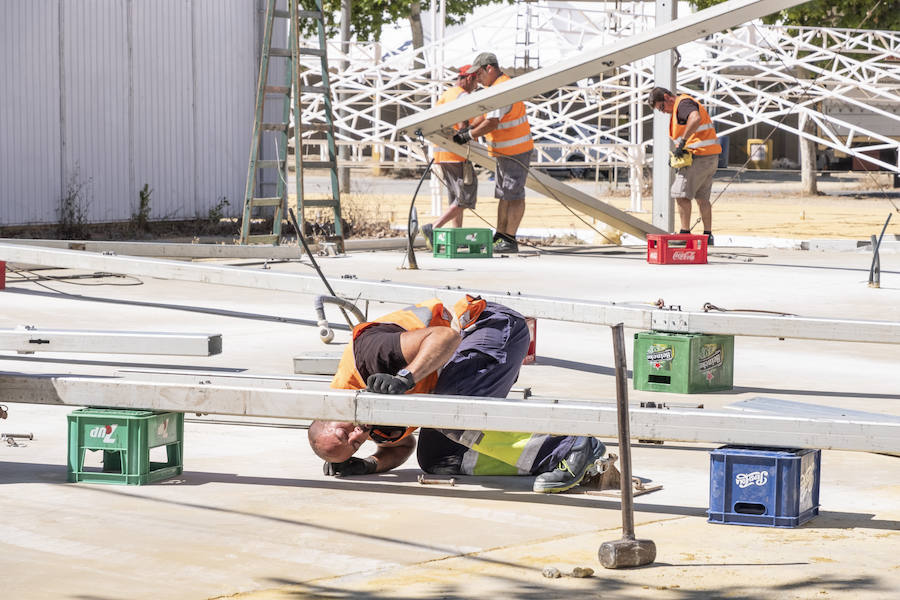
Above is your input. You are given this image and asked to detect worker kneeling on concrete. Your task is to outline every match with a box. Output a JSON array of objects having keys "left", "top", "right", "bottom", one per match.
[{"left": 308, "top": 297, "right": 604, "bottom": 493}]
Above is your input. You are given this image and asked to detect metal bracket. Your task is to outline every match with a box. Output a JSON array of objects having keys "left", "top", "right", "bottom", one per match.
[{"left": 650, "top": 308, "right": 691, "bottom": 332}]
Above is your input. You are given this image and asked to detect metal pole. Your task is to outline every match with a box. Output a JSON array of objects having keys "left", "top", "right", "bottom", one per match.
[
  {"left": 652, "top": 0, "right": 676, "bottom": 232},
  {"left": 339, "top": 0, "right": 351, "bottom": 192}
]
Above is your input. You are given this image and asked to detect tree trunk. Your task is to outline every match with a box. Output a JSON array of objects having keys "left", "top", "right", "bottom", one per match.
[
  {"left": 799, "top": 112, "right": 818, "bottom": 196},
  {"left": 409, "top": 1, "right": 425, "bottom": 71}
]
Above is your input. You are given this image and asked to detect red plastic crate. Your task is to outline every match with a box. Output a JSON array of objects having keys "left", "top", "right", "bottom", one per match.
[
  {"left": 0, "top": 261, "right": 5, "bottom": 290},
  {"left": 522, "top": 317, "right": 537, "bottom": 365},
  {"left": 646, "top": 234, "right": 707, "bottom": 265}
]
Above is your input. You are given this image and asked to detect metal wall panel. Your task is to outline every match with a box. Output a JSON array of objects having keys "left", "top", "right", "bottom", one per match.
[
  {"left": 0, "top": 0, "right": 259, "bottom": 226},
  {"left": 132, "top": 0, "right": 196, "bottom": 221},
  {"left": 61, "top": 0, "right": 131, "bottom": 224},
  {"left": 0, "top": 1, "right": 62, "bottom": 225},
  {"left": 193, "top": 0, "right": 260, "bottom": 220}
]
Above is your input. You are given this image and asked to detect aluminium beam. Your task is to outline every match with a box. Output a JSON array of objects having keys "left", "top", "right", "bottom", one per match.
[
  {"left": 1, "top": 372, "right": 897, "bottom": 453},
  {"left": 0, "top": 327, "right": 222, "bottom": 356},
  {"left": 430, "top": 134, "right": 666, "bottom": 239},
  {"left": 396, "top": 0, "right": 811, "bottom": 137},
  {"left": 2, "top": 243, "right": 900, "bottom": 345},
  {"left": 0, "top": 237, "right": 422, "bottom": 260}
]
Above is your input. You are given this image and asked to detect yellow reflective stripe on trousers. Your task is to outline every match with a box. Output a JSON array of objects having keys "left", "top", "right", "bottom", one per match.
[{"left": 467, "top": 430, "right": 547, "bottom": 472}]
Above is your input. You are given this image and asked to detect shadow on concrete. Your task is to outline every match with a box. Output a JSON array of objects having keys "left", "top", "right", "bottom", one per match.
[
  {"left": 3, "top": 288, "right": 336, "bottom": 329},
  {"left": 731, "top": 385, "right": 900, "bottom": 401},
  {"left": 6, "top": 463, "right": 898, "bottom": 531},
  {"left": 532, "top": 356, "right": 620, "bottom": 377},
  {"left": 242, "top": 573, "right": 888, "bottom": 600}
]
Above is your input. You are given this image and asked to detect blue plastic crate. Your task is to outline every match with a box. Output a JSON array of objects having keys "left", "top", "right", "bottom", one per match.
[{"left": 708, "top": 446, "right": 820, "bottom": 528}]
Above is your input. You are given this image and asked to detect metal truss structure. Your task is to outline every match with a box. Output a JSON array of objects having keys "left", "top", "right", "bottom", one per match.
[{"left": 295, "top": 2, "right": 899, "bottom": 216}]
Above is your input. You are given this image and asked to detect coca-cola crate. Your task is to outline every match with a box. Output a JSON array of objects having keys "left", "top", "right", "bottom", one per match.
[{"left": 646, "top": 234, "right": 707, "bottom": 265}]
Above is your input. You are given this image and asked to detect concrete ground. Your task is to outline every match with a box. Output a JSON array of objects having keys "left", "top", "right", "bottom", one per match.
[{"left": 1, "top": 240, "right": 899, "bottom": 599}]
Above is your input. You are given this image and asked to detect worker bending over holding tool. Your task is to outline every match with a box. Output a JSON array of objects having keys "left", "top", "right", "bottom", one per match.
[
  {"left": 422, "top": 65, "right": 481, "bottom": 250},
  {"left": 452, "top": 52, "right": 534, "bottom": 255},
  {"left": 649, "top": 87, "right": 722, "bottom": 246},
  {"left": 308, "top": 297, "right": 604, "bottom": 493}
]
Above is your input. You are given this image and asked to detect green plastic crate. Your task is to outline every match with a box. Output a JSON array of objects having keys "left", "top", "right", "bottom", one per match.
[
  {"left": 433, "top": 227, "right": 493, "bottom": 258},
  {"left": 633, "top": 331, "right": 734, "bottom": 394},
  {"left": 67, "top": 408, "right": 183, "bottom": 485}
]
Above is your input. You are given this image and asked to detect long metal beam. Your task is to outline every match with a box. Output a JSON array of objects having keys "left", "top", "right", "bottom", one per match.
[
  {"left": 0, "top": 327, "right": 222, "bottom": 356},
  {"left": 2, "top": 243, "right": 900, "bottom": 344},
  {"left": 395, "top": 0, "right": 810, "bottom": 137},
  {"left": 1, "top": 372, "right": 896, "bottom": 453},
  {"left": 432, "top": 134, "right": 666, "bottom": 239},
  {"left": 0, "top": 237, "right": 421, "bottom": 259}
]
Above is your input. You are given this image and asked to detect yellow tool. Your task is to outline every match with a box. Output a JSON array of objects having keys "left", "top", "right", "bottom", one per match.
[{"left": 669, "top": 151, "right": 693, "bottom": 169}]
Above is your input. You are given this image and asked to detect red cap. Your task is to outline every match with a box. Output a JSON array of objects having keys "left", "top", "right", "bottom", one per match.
[{"left": 456, "top": 64, "right": 474, "bottom": 77}]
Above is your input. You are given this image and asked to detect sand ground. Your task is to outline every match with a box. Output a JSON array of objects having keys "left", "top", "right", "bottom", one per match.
[{"left": 311, "top": 170, "right": 900, "bottom": 242}]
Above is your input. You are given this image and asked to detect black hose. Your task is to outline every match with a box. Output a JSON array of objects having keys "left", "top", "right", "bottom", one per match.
[
  {"left": 405, "top": 158, "right": 436, "bottom": 269},
  {"left": 287, "top": 208, "right": 355, "bottom": 329}
]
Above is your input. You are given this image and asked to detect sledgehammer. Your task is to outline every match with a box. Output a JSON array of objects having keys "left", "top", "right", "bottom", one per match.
[{"left": 598, "top": 324, "right": 656, "bottom": 569}]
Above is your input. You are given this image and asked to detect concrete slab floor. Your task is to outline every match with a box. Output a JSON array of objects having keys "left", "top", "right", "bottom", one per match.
[{"left": 1, "top": 244, "right": 898, "bottom": 599}]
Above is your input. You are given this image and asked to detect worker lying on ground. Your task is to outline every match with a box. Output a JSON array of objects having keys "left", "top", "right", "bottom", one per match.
[{"left": 308, "top": 297, "right": 605, "bottom": 493}]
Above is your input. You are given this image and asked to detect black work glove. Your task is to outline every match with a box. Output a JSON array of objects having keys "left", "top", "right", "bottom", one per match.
[
  {"left": 323, "top": 456, "right": 378, "bottom": 477},
  {"left": 673, "top": 139, "right": 687, "bottom": 158},
  {"left": 452, "top": 128, "right": 472, "bottom": 145},
  {"left": 366, "top": 372, "right": 415, "bottom": 394}
]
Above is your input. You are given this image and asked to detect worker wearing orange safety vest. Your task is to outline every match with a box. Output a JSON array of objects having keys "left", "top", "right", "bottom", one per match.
[
  {"left": 421, "top": 65, "right": 480, "bottom": 250},
  {"left": 649, "top": 87, "right": 722, "bottom": 246},
  {"left": 452, "top": 52, "right": 534, "bottom": 254},
  {"left": 308, "top": 297, "right": 605, "bottom": 493}
]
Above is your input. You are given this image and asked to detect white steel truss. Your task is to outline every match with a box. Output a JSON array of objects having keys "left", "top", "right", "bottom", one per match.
[{"left": 298, "top": 1, "right": 900, "bottom": 209}]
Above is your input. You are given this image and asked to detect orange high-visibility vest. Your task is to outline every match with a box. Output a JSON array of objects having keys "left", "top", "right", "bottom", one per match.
[
  {"left": 484, "top": 74, "right": 534, "bottom": 157},
  {"left": 670, "top": 94, "right": 722, "bottom": 156},
  {"left": 434, "top": 86, "right": 467, "bottom": 163},
  {"left": 330, "top": 298, "right": 453, "bottom": 393}
]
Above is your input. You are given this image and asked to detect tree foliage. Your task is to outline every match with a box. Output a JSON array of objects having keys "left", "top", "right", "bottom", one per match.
[
  {"left": 689, "top": 0, "right": 899, "bottom": 31},
  {"left": 302, "top": 0, "right": 512, "bottom": 43}
]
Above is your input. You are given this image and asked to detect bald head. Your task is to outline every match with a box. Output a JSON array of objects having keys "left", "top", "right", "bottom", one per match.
[{"left": 308, "top": 420, "right": 370, "bottom": 463}]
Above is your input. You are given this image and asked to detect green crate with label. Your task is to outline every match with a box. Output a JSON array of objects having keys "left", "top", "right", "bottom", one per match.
[
  {"left": 633, "top": 332, "right": 734, "bottom": 394},
  {"left": 67, "top": 408, "right": 183, "bottom": 485}
]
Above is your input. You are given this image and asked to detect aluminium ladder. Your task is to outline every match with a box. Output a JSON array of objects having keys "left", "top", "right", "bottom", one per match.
[{"left": 240, "top": 0, "right": 343, "bottom": 246}]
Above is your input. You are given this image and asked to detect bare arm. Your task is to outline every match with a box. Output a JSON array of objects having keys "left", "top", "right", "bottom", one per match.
[
  {"left": 678, "top": 110, "right": 703, "bottom": 147},
  {"left": 469, "top": 116, "right": 499, "bottom": 138},
  {"left": 370, "top": 436, "right": 416, "bottom": 472},
  {"left": 398, "top": 326, "right": 461, "bottom": 383}
]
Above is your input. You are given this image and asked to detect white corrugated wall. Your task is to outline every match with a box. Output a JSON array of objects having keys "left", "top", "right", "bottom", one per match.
[{"left": 0, "top": 0, "right": 259, "bottom": 226}]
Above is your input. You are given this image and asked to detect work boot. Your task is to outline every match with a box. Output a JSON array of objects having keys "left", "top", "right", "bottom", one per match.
[
  {"left": 493, "top": 237, "right": 519, "bottom": 254},
  {"left": 421, "top": 223, "right": 434, "bottom": 251},
  {"left": 532, "top": 437, "right": 605, "bottom": 494},
  {"left": 704, "top": 231, "right": 715, "bottom": 246}
]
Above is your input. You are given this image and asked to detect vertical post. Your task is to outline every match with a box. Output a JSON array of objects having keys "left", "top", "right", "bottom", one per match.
[
  {"left": 339, "top": 0, "right": 351, "bottom": 193},
  {"left": 652, "top": 0, "right": 676, "bottom": 233},
  {"left": 429, "top": 0, "right": 443, "bottom": 217}
]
